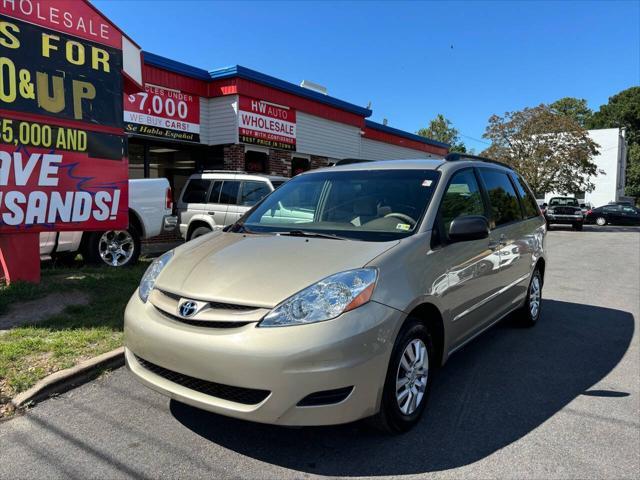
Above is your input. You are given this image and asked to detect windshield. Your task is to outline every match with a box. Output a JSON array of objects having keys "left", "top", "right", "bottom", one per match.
[
  {"left": 235, "top": 169, "right": 440, "bottom": 241},
  {"left": 549, "top": 197, "right": 579, "bottom": 207}
]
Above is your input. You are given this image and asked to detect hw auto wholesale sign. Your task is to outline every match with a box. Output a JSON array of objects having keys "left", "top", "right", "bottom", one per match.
[
  {"left": 238, "top": 96, "right": 296, "bottom": 151},
  {"left": 124, "top": 84, "right": 200, "bottom": 143},
  {"left": 0, "top": 0, "right": 128, "bottom": 234}
]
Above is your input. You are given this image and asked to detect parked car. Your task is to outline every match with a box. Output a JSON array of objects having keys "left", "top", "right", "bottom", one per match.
[
  {"left": 177, "top": 171, "right": 288, "bottom": 240},
  {"left": 40, "top": 178, "right": 176, "bottom": 267},
  {"left": 544, "top": 197, "right": 584, "bottom": 230},
  {"left": 585, "top": 204, "right": 640, "bottom": 226},
  {"left": 124, "top": 154, "right": 547, "bottom": 433},
  {"left": 580, "top": 201, "right": 594, "bottom": 215}
]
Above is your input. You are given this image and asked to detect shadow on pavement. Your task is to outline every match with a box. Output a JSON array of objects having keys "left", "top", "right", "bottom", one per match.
[{"left": 171, "top": 299, "right": 634, "bottom": 476}]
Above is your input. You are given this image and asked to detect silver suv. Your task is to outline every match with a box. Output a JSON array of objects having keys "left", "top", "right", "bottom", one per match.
[
  {"left": 125, "top": 154, "right": 547, "bottom": 433},
  {"left": 177, "top": 171, "right": 287, "bottom": 240}
]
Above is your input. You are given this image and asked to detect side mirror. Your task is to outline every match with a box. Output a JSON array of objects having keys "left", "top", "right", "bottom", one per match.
[{"left": 449, "top": 215, "right": 489, "bottom": 242}]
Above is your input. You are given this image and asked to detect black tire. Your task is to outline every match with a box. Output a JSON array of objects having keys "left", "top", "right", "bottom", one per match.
[
  {"left": 572, "top": 223, "right": 583, "bottom": 231},
  {"left": 84, "top": 226, "right": 141, "bottom": 267},
  {"left": 370, "top": 320, "right": 435, "bottom": 434},
  {"left": 517, "top": 268, "right": 543, "bottom": 327},
  {"left": 189, "top": 226, "right": 212, "bottom": 240}
]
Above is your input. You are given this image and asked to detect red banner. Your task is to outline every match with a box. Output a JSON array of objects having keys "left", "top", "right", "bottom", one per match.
[
  {"left": 124, "top": 84, "right": 201, "bottom": 143},
  {"left": 0, "top": 2, "right": 128, "bottom": 234},
  {"left": 238, "top": 96, "right": 296, "bottom": 151}
]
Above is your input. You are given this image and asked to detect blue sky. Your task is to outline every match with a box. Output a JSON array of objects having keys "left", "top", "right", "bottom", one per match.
[{"left": 95, "top": 0, "right": 639, "bottom": 152}]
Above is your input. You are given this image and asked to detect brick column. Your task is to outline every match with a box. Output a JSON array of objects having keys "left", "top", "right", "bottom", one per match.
[
  {"left": 310, "top": 155, "right": 329, "bottom": 170},
  {"left": 269, "top": 149, "right": 292, "bottom": 177},
  {"left": 223, "top": 144, "right": 245, "bottom": 171}
]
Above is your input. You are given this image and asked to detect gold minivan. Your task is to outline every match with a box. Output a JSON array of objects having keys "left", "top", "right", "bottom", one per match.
[{"left": 124, "top": 154, "right": 547, "bottom": 433}]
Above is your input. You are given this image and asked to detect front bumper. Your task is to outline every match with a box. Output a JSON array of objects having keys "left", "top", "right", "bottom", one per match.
[
  {"left": 124, "top": 292, "right": 403, "bottom": 426},
  {"left": 545, "top": 214, "right": 583, "bottom": 225}
]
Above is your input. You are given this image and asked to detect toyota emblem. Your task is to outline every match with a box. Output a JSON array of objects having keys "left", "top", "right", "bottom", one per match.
[{"left": 178, "top": 300, "right": 198, "bottom": 318}]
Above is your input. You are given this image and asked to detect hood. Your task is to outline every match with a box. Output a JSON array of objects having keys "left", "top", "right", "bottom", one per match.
[{"left": 155, "top": 231, "right": 398, "bottom": 307}]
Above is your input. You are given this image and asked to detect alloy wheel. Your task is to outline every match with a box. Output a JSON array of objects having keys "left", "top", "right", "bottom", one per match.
[
  {"left": 596, "top": 217, "right": 606, "bottom": 226},
  {"left": 98, "top": 230, "right": 135, "bottom": 267},
  {"left": 395, "top": 338, "right": 429, "bottom": 415},
  {"left": 530, "top": 275, "right": 541, "bottom": 319}
]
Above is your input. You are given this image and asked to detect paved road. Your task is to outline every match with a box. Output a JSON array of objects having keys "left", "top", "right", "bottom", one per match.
[{"left": 1, "top": 226, "right": 639, "bottom": 479}]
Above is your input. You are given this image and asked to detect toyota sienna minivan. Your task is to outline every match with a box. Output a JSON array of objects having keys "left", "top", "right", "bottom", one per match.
[{"left": 124, "top": 154, "right": 547, "bottom": 433}]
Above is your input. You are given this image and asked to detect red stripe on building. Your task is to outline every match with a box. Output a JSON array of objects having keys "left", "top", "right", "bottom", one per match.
[
  {"left": 142, "top": 64, "right": 209, "bottom": 97},
  {"left": 363, "top": 127, "right": 449, "bottom": 156},
  {"left": 233, "top": 79, "right": 365, "bottom": 128}
]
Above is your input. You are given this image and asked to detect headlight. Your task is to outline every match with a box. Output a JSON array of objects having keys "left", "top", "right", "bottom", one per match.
[
  {"left": 259, "top": 268, "right": 378, "bottom": 327},
  {"left": 138, "top": 250, "right": 174, "bottom": 303}
]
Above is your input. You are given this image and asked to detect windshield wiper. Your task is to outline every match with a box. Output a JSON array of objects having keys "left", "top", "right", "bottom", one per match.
[{"left": 275, "top": 230, "right": 347, "bottom": 240}]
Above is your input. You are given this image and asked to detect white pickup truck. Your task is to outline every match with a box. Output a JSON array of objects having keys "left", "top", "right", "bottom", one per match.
[{"left": 40, "top": 178, "right": 176, "bottom": 267}]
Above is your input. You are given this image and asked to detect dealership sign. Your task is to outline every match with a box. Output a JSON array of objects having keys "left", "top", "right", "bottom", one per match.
[
  {"left": 238, "top": 96, "right": 296, "bottom": 150},
  {"left": 0, "top": 2, "right": 130, "bottom": 233},
  {"left": 124, "top": 84, "right": 201, "bottom": 143}
]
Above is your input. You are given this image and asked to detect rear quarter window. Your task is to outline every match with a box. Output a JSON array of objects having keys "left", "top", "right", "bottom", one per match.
[
  {"left": 479, "top": 169, "right": 524, "bottom": 226},
  {"left": 182, "top": 179, "right": 211, "bottom": 203},
  {"left": 511, "top": 174, "right": 540, "bottom": 218}
]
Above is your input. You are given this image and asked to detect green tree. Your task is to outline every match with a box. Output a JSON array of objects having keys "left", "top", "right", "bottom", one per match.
[
  {"left": 417, "top": 114, "right": 467, "bottom": 152},
  {"left": 587, "top": 87, "right": 640, "bottom": 201},
  {"left": 587, "top": 87, "right": 640, "bottom": 144},
  {"left": 481, "top": 104, "right": 600, "bottom": 196},
  {"left": 550, "top": 97, "right": 593, "bottom": 127}
]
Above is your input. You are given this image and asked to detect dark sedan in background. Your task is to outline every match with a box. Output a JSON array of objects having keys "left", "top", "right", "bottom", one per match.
[{"left": 586, "top": 204, "right": 640, "bottom": 226}]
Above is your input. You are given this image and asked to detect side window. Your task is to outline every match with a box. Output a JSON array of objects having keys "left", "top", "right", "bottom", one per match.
[
  {"left": 604, "top": 205, "right": 620, "bottom": 213},
  {"left": 219, "top": 181, "right": 240, "bottom": 205},
  {"left": 181, "top": 179, "right": 211, "bottom": 204},
  {"left": 208, "top": 181, "right": 222, "bottom": 203},
  {"left": 512, "top": 174, "right": 540, "bottom": 218},
  {"left": 479, "top": 169, "right": 523, "bottom": 226},
  {"left": 439, "top": 169, "right": 485, "bottom": 237},
  {"left": 239, "top": 181, "right": 272, "bottom": 206}
]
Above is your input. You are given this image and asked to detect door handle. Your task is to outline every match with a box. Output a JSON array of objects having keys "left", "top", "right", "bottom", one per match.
[{"left": 207, "top": 211, "right": 215, "bottom": 215}]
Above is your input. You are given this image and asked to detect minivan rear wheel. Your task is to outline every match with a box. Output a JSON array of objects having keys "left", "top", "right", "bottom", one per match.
[{"left": 370, "top": 319, "right": 434, "bottom": 434}]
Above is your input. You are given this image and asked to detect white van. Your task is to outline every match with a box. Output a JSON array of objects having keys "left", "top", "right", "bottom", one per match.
[{"left": 177, "top": 171, "right": 287, "bottom": 240}]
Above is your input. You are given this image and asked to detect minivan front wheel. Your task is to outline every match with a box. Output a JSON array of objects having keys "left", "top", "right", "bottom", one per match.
[{"left": 371, "top": 320, "right": 434, "bottom": 434}]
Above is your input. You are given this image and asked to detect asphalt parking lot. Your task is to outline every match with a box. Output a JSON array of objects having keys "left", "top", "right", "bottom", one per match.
[{"left": 1, "top": 226, "right": 638, "bottom": 480}]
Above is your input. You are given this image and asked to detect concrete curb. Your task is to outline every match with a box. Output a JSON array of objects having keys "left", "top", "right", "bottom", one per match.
[{"left": 10, "top": 347, "right": 125, "bottom": 409}]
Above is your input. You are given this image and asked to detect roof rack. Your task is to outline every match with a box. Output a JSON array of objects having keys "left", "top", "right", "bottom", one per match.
[
  {"left": 200, "top": 170, "right": 249, "bottom": 174},
  {"left": 444, "top": 153, "right": 512, "bottom": 169},
  {"left": 333, "top": 158, "right": 375, "bottom": 166}
]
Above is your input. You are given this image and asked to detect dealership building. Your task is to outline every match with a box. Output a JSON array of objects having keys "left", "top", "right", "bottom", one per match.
[{"left": 125, "top": 52, "right": 450, "bottom": 200}]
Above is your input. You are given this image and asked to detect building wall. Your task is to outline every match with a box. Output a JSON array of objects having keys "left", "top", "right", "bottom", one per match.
[
  {"left": 361, "top": 137, "right": 438, "bottom": 160},
  {"left": 200, "top": 95, "right": 238, "bottom": 145},
  {"left": 296, "top": 111, "right": 362, "bottom": 159},
  {"left": 543, "top": 128, "right": 627, "bottom": 207}
]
